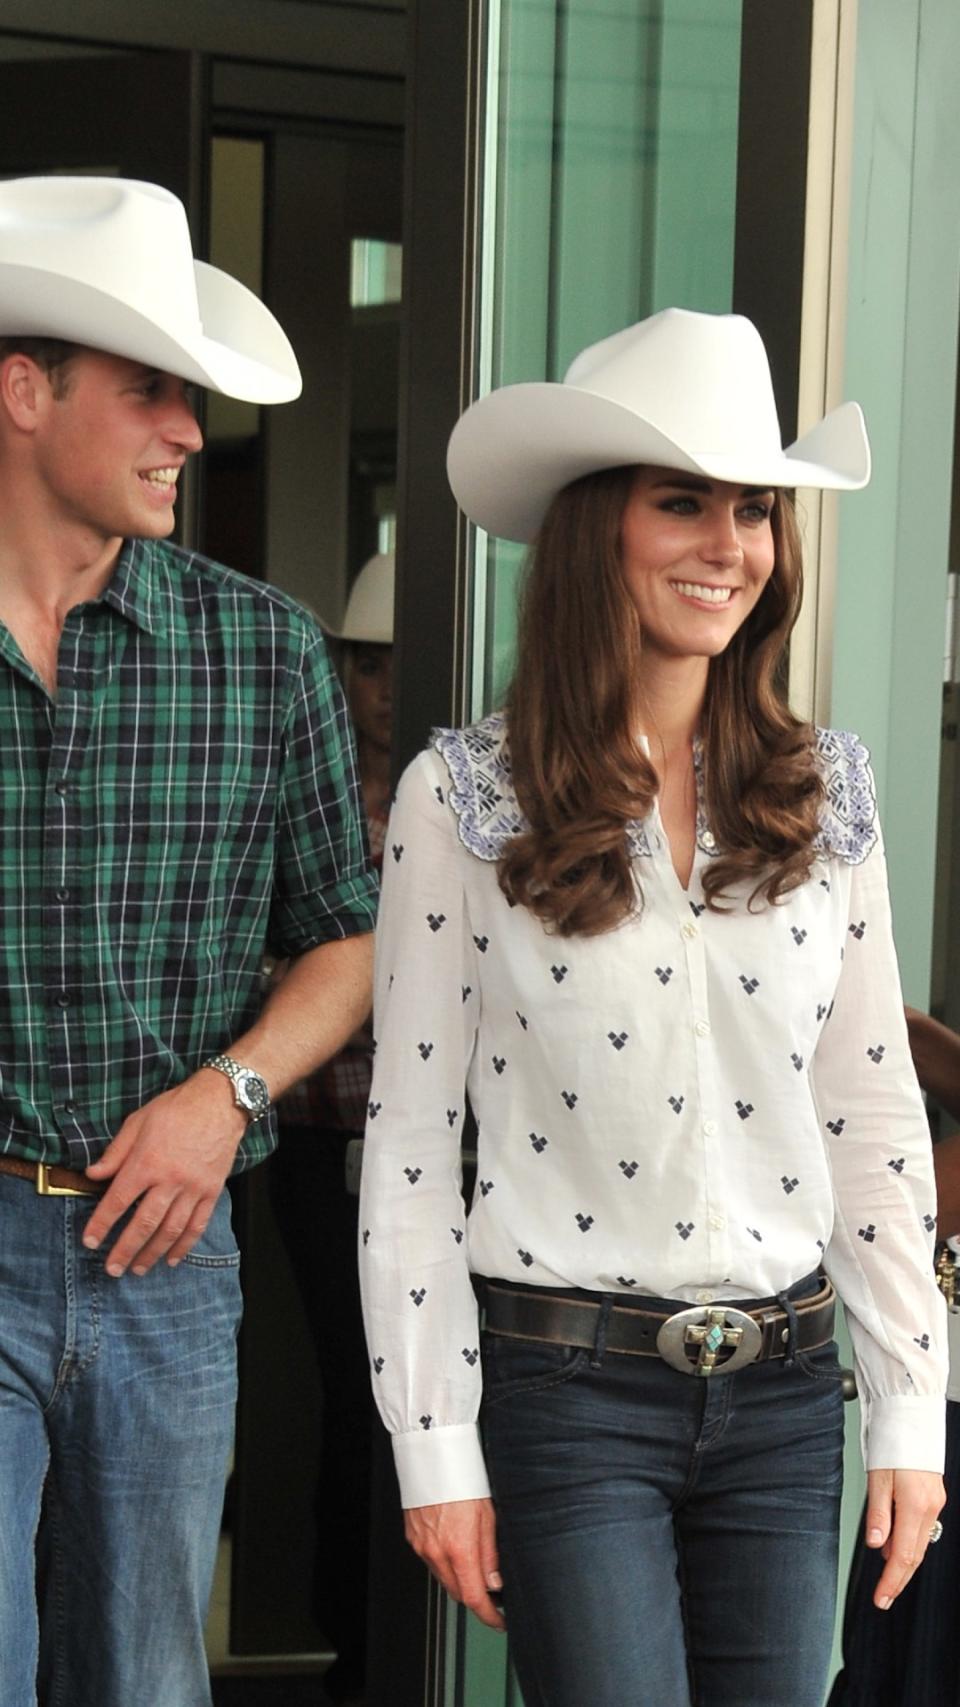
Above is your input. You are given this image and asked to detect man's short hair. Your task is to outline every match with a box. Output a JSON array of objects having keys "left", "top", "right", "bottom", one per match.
[{"left": 0, "top": 335, "right": 79, "bottom": 398}]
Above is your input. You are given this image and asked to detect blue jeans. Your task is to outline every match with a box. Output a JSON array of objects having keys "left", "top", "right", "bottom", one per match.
[
  {"left": 0, "top": 1174, "right": 242, "bottom": 1707},
  {"left": 481, "top": 1292, "right": 844, "bottom": 1707}
]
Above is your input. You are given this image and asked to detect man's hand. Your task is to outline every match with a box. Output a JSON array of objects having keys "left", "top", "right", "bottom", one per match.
[
  {"left": 404, "top": 1498, "right": 505, "bottom": 1632},
  {"left": 865, "top": 1467, "right": 946, "bottom": 1609},
  {"left": 83, "top": 1070, "right": 247, "bottom": 1276}
]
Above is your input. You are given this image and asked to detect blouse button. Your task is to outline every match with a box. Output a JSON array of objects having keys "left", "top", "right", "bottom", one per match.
[
  {"left": 695, "top": 1020, "right": 711, "bottom": 1038},
  {"left": 695, "top": 1289, "right": 714, "bottom": 1305},
  {"left": 682, "top": 922, "right": 699, "bottom": 941},
  {"left": 702, "top": 1120, "right": 718, "bottom": 1138},
  {"left": 708, "top": 1213, "right": 726, "bottom": 1231},
  {"left": 701, "top": 830, "right": 716, "bottom": 850}
]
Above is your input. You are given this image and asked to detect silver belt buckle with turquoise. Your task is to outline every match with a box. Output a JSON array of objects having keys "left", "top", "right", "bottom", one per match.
[{"left": 656, "top": 1305, "right": 763, "bottom": 1376}]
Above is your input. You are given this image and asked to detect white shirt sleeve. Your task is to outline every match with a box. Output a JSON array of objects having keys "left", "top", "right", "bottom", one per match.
[
  {"left": 358, "top": 749, "right": 490, "bottom": 1507},
  {"left": 811, "top": 826, "right": 948, "bottom": 1471}
]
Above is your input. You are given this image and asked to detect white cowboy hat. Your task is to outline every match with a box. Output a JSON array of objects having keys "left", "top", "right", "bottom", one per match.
[
  {"left": 447, "top": 307, "right": 870, "bottom": 542},
  {"left": 0, "top": 175, "right": 301, "bottom": 405},
  {"left": 329, "top": 552, "right": 395, "bottom": 644}
]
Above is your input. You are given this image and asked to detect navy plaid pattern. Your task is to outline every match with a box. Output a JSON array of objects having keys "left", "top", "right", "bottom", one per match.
[{"left": 0, "top": 539, "right": 378, "bottom": 1170}]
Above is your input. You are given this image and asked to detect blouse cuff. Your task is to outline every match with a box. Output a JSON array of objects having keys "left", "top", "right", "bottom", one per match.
[
  {"left": 861, "top": 1393, "right": 947, "bottom": 1473},
  {"left": 393, "top": 1423, "right": 492, "bottom": 1509}
]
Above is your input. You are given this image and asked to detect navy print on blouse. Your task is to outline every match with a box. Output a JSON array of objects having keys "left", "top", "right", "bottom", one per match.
[
  {"left": 518, "top": 1249, "right": 534, "bottom": 1267},
  {"left": 791, "top": 927, "right": 807, "bottom": 946},
  {"left": 446, "top": 1109, "right": 459, "bottom": 1128},
  {"left": 618, "top": 1276, "right": 637, "bottom": 1287},
  {"left": 373, "top": 1356, "right": 384, "bottom": 1373},
  {"left": 740, "top": 975, "right": 759, "bottom": 996},
  {"left": 529, "top": 1132, "right": 549, "bottom": 1153},
  {"left": 747, "top": 1227, "right": 763, "bottom": 1242},
  {"left": 492, "top": 1056, "right": 506, "bottom": 1074},
  {"left": 418, "top": 1041, "right": 434, "bottom": 1060},
  {"left": 689, "top": 901, "right": 706, "bottom": 917},
  {"left": 427, "top": 912, "right": 446, "bottom": 932},
  {"left": 858, "top": 1224, "right": 877, "bottom": 1243},
  {"left": 619, "top": 1160, "right": 639, "bottom": 1179},
  {"left": 473, "top": 934, "right": 489, "bottom": 953},
  {"left": 551, "top": 964, "right": 568, "bottom": 984},
  {"left": 517, "top": 1011, "right": 528, "bottom": 1029},
  {"left": 608, "top": 1031, "right": 629, "bottom": 1050},
  {"left": 924, "top": 1214, "right": 936, "bottom": 1233},
  {"left": 656, "top": 966, "right": 674, "bottom": 985},
  {"left": 462, "top": 985, "right": 472, "bottom": 1002},
  {"left": 462, "top": 1347, "right": 479, "bottom": 1365},
  {"left": 826, "top": 1117, "right": 846, "bottom": 1135},
  {"left": 791, "top": 1053, "right": 804, "bottom": 1072},
  {"left": 451, "top": 1228, "right": 463, "bottom": 1244},
  {"left": 915, "top": 1334, "right": 930, "bottom": 1351},
  {"left": 867, "top": 1044, "right": 886, "bottom": 1064},
  {"left": 392, "top": 844, "right": 403, "bottom": 861},
  {"left": 368, "top": 1100, "right": 381, "bottom": 1119},
  {"left": 404, "top": 1167, "right": 422, "bottom": 1185},
  {"left": 410, "top": 1288, "right": 426, "bottom": 1306},
  {"left": 888, "top": 1157, "right": 905, "bottom": 1174},
  {"left": 561, "top": 1090, "right": 579, "bottom": 1109},
  {"left": 736, "top": 1100, "right": 754, "bottom": 1120},
  {"left": 576, "top": 1213, "right": 594, "bottom": 1232},
  {"left": 849, "top": 920, "right": 867, "bottom": 940},
  {"left": 781, "top": 1176, "right": 799, "bottom": 1194},
  {"left": 420, "top": 1415, "right": 432, "bottom": 1429},
  {"left": 479, "top": 1179, "right": 494, "bottom": 1196},
  {"left": 362, "top": 1229, "right": 370, "bottom": 1245},
  {"left": 669, "top": 1094, "right": 685, "bottom": 1115},
  {"left": 676, "top": 1221, "right": 694, "bottom": 1240}
]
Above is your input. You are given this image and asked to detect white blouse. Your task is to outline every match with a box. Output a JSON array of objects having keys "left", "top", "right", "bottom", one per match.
[{"left": 359, "top": 713, "right": 947, "bottom": 1508}]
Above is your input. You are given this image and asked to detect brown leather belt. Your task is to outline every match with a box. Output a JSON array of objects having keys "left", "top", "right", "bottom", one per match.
[
  {"left": 0, "top": 1154, "right": 102, "bottom": 1198},
  {"left": 482, "top": 1276, "right": 836, "bottom": 1377}
]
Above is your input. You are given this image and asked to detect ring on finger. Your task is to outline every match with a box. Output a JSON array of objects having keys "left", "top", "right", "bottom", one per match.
[{"left": 930, "top": 1520, "right": 944, "bottom": 1545}]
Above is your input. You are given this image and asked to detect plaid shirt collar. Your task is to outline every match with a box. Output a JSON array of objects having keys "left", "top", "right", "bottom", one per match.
[{"left": 100, "top": 538, "right": 166, "bottom": 637}]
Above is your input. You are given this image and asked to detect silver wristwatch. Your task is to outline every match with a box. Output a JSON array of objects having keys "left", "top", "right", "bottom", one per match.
[{"left": 203, "top": 1054, "right": 271, "bottom": 1120}]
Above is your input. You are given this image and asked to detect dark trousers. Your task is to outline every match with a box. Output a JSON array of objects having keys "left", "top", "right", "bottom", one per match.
[
  {"left": 269, "top": 1127, "right": 373, "bottom": 1690},
  {"left": 481, "top": 1308, "right": 845, "bottom": 1707},
  {"left": 828, "top": 1399, "right": 960, "bottom": 1707}
]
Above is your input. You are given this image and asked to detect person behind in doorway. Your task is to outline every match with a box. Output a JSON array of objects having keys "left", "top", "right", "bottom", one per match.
[
  {"left": 0, "top": 176, "right": 377, "bottom": 1707},
  {"left": 270, "top": 550, "right": 394, "bottom": 1707},
  {"left": 359, "top": 308, "right": 947, "bottom": 1707},
  {"left": 829, "top": 1005, "right": 960, "bottom": 1707}
]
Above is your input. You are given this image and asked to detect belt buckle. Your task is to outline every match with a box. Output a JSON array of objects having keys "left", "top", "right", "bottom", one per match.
[
  {"left": 656, "top": 1305, "right": 762, "bottom": 1376},
  {"left": 35, "top": 1162, "right": 87, "bottom": 1198}
]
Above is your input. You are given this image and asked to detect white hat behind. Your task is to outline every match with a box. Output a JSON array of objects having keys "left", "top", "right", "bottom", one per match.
[{"left": 331, "top": 552, "right": 395, "bottom": 645}]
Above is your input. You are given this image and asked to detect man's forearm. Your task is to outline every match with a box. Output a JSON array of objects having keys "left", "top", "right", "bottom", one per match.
[{"left": 228, "top": 932, "right": 374, "bottom": 1098}]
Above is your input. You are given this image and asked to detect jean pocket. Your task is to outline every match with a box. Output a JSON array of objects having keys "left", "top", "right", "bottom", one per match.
[
  {"left": 794, "top": 1338, "right": 844, "bottom": 1382},
  {"left": 181, "top": 1190, "right": 241, "bottom": 1269},
  {"left": 481, "top": 1333, "right": 590, "bottom": 1406}
]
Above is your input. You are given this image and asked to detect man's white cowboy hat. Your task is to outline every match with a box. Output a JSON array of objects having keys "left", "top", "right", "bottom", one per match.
[
  {"left": 447, "top": 307, "right": 870, "bottom": 542},
  {"left": 329, "top": 552, "right": 395, "bottom": 644},
  {"left": 0, "top": 176, "right": 301, "bottom": 405}
]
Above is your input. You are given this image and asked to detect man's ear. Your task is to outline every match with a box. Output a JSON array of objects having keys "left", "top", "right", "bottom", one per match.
[{"left": 0, "top": 355, "right": 51, "bottom": 434}]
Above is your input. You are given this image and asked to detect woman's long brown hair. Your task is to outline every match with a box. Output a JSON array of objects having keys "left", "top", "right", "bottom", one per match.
[{"left": 498, "top": 466, "right": 824, "bottom": 936}]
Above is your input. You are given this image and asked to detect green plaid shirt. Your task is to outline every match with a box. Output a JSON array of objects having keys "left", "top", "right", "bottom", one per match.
[{"left": 0, "top": 539, "right": 378, "bottom": 1171}]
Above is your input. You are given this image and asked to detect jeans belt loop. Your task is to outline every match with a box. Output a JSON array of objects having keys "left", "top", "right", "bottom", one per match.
[
  {"left": 590, "top": 1294, "right": 614, "bottom": 1368},
  {"left": 776, "top": 1288, "right": 801, "bottom": 1367}
]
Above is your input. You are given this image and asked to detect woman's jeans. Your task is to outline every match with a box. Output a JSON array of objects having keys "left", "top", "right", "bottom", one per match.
[
  {"left": 0, "top": 1174, "right": 242, "bottom": 1707},
  {"left": 481, "top": 1296, "right": 845, "bottom": 1707}
]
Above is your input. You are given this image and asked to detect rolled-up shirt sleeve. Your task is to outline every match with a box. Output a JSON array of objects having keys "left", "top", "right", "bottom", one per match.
[
  {"left": 811, "top": 823, "right": 948, "bottom": 1472},
  {"left": 359, "top": 750, "right": 489, "bottom": 1507},
  {"left": 269, "top": 630, "right": 379, "bottom": 955}
]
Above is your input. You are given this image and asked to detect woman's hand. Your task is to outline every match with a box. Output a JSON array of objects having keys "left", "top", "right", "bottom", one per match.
[
  {"left": 404, "top": 1497, "right": 505, "bottom": 1631},
  {"left": 865, "top": 1467, "right": 946, "bottom": 1608}
]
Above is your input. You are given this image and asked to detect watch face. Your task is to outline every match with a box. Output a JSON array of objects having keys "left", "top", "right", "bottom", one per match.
[{"left": 235, "top": 1069, "right": 270, "bottom": 1117}]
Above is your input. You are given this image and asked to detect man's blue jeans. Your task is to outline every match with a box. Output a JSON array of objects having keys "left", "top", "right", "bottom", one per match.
[
  {"left": 481, "top": 1299, "right": 845, "bottom": 1707},
  {"left": 0, "top": 1173, "right": 242, "bottom": 1707}
]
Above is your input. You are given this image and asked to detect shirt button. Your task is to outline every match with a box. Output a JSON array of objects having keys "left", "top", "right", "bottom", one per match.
[
  {"left": 63, "top": 1100, "right": 76, "bottom": 1116},
  {"left": 54, "top": 779, "right": 70, "bottom": 796},
  {"left": 695, "top": 1020, "right": 711, "bottom": 1038},
  {"left": 708, "top": 1213, "right": 726, "bottom": 1231},
  {"left": 682, "top": 922, "right": 698, "bottom": 940},
  {"left": 702, "top": 830, "right": 716, "bottom": 850},
  {"left": 695, "top": 1289, "right": 714, "bottom": 1305},
  {"left": 702, "top": 1119, "right": 718, "bottom": 1137},
  {"left": 55, "top": 887, "right": 70, "bottom": 903},
  {"left": 55, "top": 992, "right": 70, "bottom": 1009}
]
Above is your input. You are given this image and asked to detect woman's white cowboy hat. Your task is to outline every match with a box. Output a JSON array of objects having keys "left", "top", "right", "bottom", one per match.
[
  {"left": 447, "top": 307, "right": 870, "bottom": 542},
  {"left": 0, "top": 176, "right": 301, "bottom": 404},
  {"left": 329, "top": 552, "right": 395, "bottom": 644}
]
